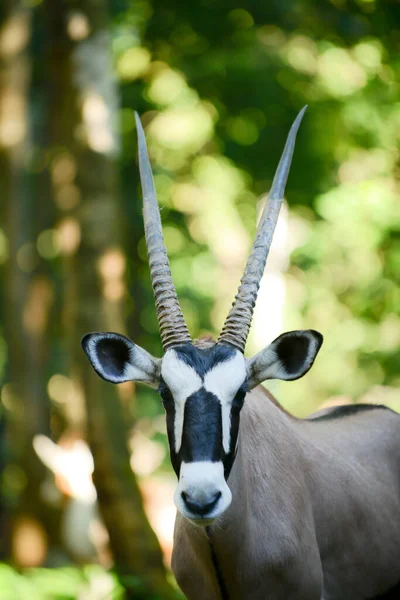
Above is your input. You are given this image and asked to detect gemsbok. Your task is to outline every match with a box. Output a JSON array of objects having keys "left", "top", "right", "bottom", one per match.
[{"left": 82, "top": 108, "right": 400, "bottom": 599}]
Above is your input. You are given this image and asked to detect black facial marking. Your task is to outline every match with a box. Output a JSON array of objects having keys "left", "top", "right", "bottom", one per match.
[
  {"left": 159, "top": 343, "right": 247, "bottom": 480},
  {"left": 159, "top": 382, "right": 180, "bottom": 476},
  {"left": 174, "top": 343, "right": 236, "bottom": 377},
  {"left": 308, "top": 403, "right": 393, "bottom": 422},
  {"left": 221, "top": 385, "right": 245, "bottom": 478},
  {"left": 180, "top": 390, "right": 222, "bottom": 463}
]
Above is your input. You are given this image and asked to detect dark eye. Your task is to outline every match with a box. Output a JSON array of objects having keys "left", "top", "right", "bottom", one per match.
[
  {"left": 160, "top": 386, "right": 174, "bottom": 409},
  {"left": 232, "top": 388, "right": 246, "bottom": 414}
]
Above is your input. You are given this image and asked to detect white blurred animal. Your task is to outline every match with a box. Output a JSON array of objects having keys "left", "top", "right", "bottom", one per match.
[{"left": 33, "top": 434, "right": 108, "bottom": 562}]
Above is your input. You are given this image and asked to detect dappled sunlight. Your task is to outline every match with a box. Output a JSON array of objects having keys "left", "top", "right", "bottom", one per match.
[
  {"left": 250, "top": 273, "right": 285, "bottom": 350},
  {"left": 319, "top": 395, "right": 352, "bottom": 408},
  {"left": 48, "top": 374, "right": 77, "bottom": 405},
  {"left": 97, "top": 248, "right": 125, "bottom": 278},
  {"left": 129, "top": 431, "right": 166, "bottom": 477},
  {"left": 117, "top": 47, "right": 151, "bottom": 81},
  {"left": 57, "top": 218, "right": 81, "bottom": 256},
  {"left": 47, "top": 374, "right": 86, "bottom": 426},
  {"left": 0, "top": 11, "right": 29, "bottom": 148},
  {"left": 37, "top": 229, "right": 60, "bottom": 259},
  {"left": 257, "top": 24, "right": 286, "bottom": 50},
  {"left": 51, "top": 154, "right": 81, "bottom": 210},
  {"left": 12, "top": 517, "right": 47, "bottom": 568},
  {"left": 139, "top": 477, "right": 176, "bottom": 566},
  {"left": 149, "top": 105, "right": 214, "bottom": 153},
  {"left": 147, "top": 66, "right": 190, "bottom": 106},
  {"left": 317, "top": 47, "right": 367, "bottom": 97},
  {"left": 67, "top": 12, "right": 91, "bottom": 41},
  {"left": 117, "top": 380, "right": 135, "bottom": 402},
  {"left": 23, "top": 276, "right": 54, "bottom": 336},
  {"left": 338, "top": 149, "right": 393, "bottom": 183},
  {"left": 249, "top": 203, "right": 289, "bottom": 351},
  {"left": 171, "top": 182, "right": 206, "bottom": 215},
  {"left": 0, "top": 88, "right": 27, "bottom": 148},
  {"left": 0, "top": 12, "right": 30, "bottom": 58},
  {"left": 377, "top": 315, "right": 400, "bottom": 352},
  {"left": 360, "top": 386, "right": 400, "bottom": 412},
  {"left": 0, "top": 228, "right": 9, "bottom": 263},
  {"left": 81, "top": 93, "right": 115, "bottom": 154},
  {"left": 353, "top": 40, "right": 383, "bottom": 74},
  {"left": 0, "top": 383, "right": 17, "bottom": 413},
  {"left": 54, "top": 191, "right": 81, "bottom": 216},
  {"left": 51, "top": 154, "right": 76, "bottom": 186},
  {"left": 2, "top": 0, "right": 400, "bottom": 594},
  {"left": 163, "top": 225, "right": 185, "bottom": 254},
  {"left": 282, "top": 35, "right": 318, "bottom": 75},
  {"left": 225, "top": 115, "right": 260, "bottom": 146},
  {"left": 189, "top": 253, "right": 218, "bottom": 299},
  {"left": 97, "top": 248, "right": 126, "bottom": 301}
]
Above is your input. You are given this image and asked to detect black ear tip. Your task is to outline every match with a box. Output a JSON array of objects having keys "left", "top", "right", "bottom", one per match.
[{"left": 309, "top": 330, "right": 323, "bottom": 349}]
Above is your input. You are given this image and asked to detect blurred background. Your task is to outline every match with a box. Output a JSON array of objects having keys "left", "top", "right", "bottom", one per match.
[{"left": 1, "top": 0, "right": 400, "bottom": 597}]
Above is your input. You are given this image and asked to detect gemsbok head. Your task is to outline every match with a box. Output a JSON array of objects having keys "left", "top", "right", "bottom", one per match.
[{"left": 82, "top": 107, "right": 322, "bottom": 526}]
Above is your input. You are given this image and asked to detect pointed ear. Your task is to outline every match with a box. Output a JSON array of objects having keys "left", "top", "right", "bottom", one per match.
[
  {"left": 81, "top": 332, "right": 161, "bottom": 388},
  {"left": 246, "top": 330, "right": 323, "bottom": 390}
]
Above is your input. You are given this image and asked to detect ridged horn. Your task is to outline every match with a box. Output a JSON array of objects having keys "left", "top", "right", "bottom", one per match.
[
  {"left": 217, "top": 106, "right": 307, "bottom": 353},
  {"left": 135, "top": 113, "right": 191, "bottom": 351}
]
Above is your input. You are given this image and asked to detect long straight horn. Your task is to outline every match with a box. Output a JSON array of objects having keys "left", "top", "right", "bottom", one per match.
[
  {"left": 135, "top": 113, "right": 191, "bottom": 351},
  {"left": 217, "top": 106, "right": 307, "bottom": 353}
]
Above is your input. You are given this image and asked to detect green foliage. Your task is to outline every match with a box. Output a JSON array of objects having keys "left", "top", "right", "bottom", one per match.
[
  {"left": 1, "top": 0, "right": 400, "bottom": 593},
  {"left": 0, "top": 565, "right": 125, "bottom": 600},
  {"left": 0, "top": 564, "right": 184, "bottom": 600},
  {"left": 112, "top": 0, "right": 400, "bottom": 417}
]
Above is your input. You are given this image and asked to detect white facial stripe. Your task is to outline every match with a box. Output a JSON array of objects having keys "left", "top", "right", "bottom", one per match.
[
  {"left": 162, "top": 350, "right": 246, "bottom": 457},
  {"left": 161, "top": 350, "right": 202, "bottom": 453},
  {"left": 204, "top": 352, "right": 247, "bottom": 453}
]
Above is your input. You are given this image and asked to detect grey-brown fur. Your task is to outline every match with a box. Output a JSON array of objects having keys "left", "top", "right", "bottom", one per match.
[{"left": 172, "top": 387, "right": 400, "bottom": 599}]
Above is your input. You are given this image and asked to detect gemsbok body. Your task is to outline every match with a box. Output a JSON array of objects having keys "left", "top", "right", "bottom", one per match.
[{"left": 82, "top": 108, "right": 400, "bottom": 599}]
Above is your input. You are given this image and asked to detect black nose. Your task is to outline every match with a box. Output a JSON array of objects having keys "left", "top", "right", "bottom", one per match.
[{"left": 181, "top": 491, "right": 222, "bottom": 516}]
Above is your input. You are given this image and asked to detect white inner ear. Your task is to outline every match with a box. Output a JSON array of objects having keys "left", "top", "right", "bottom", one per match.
[
  {"left": 246, "top": 331, "right": 321, "bottom": 389},
  {"left": 86, "top": 333, "right": 160, "bottom": 387},
  {"left": 124, "top": 344, "right": 160, "bottom": 386},
  {"left": 247, "top": 345, "right": 288, "bottom": 381},
  {"left": 247, "top": 345, "right": 292, "bottom": 389},
  {"left": 161, "top": 350, "right": 202, "bottom": 453}
]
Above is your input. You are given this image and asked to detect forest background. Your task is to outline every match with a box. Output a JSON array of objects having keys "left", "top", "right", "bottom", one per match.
[{"left": 1, "top": 0, "right": 400, "bottom": 598}]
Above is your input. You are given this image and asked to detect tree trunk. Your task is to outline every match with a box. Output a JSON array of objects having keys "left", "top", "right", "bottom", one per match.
[
  {"left": 43, "top": 1, "right": 177, "bottom": 596},
  {"left": 1, "top": 0, "right": 63, "bottom": 563}
]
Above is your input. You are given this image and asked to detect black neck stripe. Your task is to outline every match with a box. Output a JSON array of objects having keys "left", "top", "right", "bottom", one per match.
[{"left": 206, "top": 527, "right": 230, "bottom": 600}]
